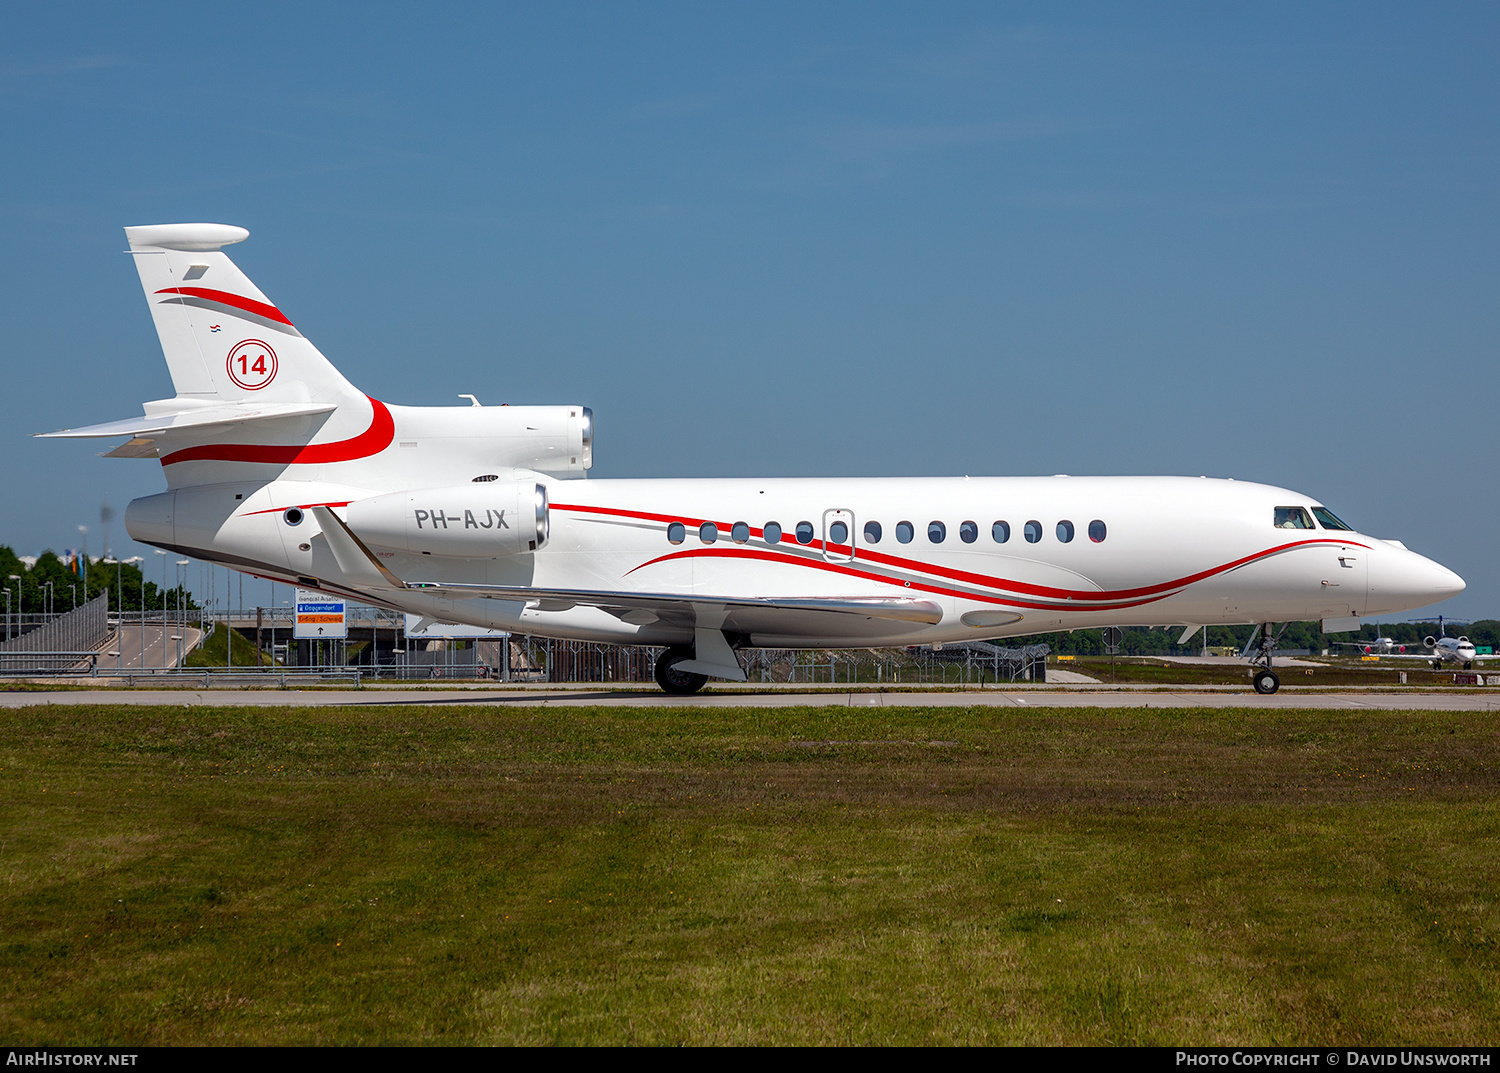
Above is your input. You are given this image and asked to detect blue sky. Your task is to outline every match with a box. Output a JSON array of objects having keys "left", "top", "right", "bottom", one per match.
[{"left": 3, "top": 3, "right": 1496, "bottom": 619}]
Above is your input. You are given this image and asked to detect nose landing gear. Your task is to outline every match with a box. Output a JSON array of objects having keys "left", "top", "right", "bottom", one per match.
[
  {"left": 1247, "top": 622, "right": 1286, "bottom": 695},
  {"left": 1253, "top": 668, "right": 1281, "bottom": 695}
]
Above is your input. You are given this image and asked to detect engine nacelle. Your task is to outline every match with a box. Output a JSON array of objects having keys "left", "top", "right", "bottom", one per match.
[
  {"left": 1425, "top": 635, "right": 1438, "bottom": 648},
  {"left": 398, "top": 404, "right": 593, "bottom": 478},
  {"left": 346, "top": 481, "right": 549, "bottom": 558}
]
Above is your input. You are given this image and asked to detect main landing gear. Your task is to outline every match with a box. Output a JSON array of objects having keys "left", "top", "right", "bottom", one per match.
[
  {"left": 655, "top": 645, "right": 708, "bottom": 695},
  {"left": 1249, "top": 622, "right": 1283, "bottom": 695}
]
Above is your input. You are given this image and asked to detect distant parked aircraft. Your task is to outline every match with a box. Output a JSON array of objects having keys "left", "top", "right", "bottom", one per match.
[{"left": 1332, "top": 635, "right": 1410, "bottom": 655}]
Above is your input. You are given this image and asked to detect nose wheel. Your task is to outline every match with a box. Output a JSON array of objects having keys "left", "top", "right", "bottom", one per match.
[{"left": 1247, "top": 622, "right": 1285, "bottom": 694}]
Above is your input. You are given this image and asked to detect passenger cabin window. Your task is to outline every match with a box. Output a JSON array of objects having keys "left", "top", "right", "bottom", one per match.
[
  {"left": 795, "top": 521, "right": 815, "bottom": 545},
  {"left": 1024, "top": 520, "right": 1042, "bottom": 543},
  {"left": 992, "top": 521, "right": 1010, "bottom": 543},
  {"left": 959, "top": 520, "right": 978, "bottom": 543},
  {"left": 667, "top": 522, "right": 685, "bottom": 544},
  {"left": 699, "top": 522, "right": 718, "bottom": 543},
  {"left": 864, "top": 520, "right": 882, "bottom": 544},
  {"left": 829, "top": 520, "right": 849, "bottom": 545},
  {"left": 928, "top": 521, "right": 946, "bottom": 543},
  {"left": 896, "top": 521, "right": 914, "bottom": 544},
  {"left": 731, "top": 521, "right": 750, "bottom": 544},
  {"left": 764, "top": 522, "right": 782, "bottom": 544},
  {"left": 1312, "top": 507, "right": 1354, "bottom": 532},
  {"left": 1057, "top": 520, "right": 1074, "bottom": 543},
  {"left": 1274, "top": 507, "right": 1315, "bottom": 530},
  {"left": 1088, "top": 520, "right": 1106, "bottom": 543}
]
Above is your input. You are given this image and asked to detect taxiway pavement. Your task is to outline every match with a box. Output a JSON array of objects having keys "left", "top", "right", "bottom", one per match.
[{"left": 4, "top": 684, "right": 1498, "bottom": 710}]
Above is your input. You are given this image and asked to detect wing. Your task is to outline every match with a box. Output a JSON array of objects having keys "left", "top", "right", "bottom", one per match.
[{"left": 309, "top": 506, "right": 947, "bottom": 636}]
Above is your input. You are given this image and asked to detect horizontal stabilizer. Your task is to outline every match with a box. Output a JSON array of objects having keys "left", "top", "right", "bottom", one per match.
[{"left": 38, "top": 401, "right": 337, "bottom": 439}]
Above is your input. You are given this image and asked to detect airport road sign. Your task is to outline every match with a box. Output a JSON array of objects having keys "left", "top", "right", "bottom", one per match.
[{"left": 294, "top": 589, "right": 347, "bottom": 639}]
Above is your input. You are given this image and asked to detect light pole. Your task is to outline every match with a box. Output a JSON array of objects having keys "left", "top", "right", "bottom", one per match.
[
  {"left": 5, "top": 576, "right": 17, "bottom": 642},
  {"left": 155, "top": 550, "right": 168, "bottom": 669},
  {"left": 103, "top": 557, "right": 119, "bottom": 671},
  {"left": 176, "top": 560, "right": 189, "bottom": 668},
  {"left": 43, "top": 581, "right": 54, "bottom": 619},
  {"left": 125, "top": 556, "right": 144, "bottom": 670}
]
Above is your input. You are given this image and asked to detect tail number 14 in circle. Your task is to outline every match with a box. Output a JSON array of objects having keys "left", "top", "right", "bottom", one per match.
[{"left": 226, "top": 339, "right": 279, "bottom": 390}]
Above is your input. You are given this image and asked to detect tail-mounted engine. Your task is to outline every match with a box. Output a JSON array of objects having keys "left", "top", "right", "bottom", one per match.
[
  {"left": 347, "top": 481, "right": 549, "bottom": 557},
  {"left": 429, "top": 404, "right": 593, "bottom": 478}
]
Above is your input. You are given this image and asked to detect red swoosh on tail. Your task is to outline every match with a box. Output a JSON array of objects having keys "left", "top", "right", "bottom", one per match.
[
  {"left": 159, "top": 398, "right": 394, "bottom": 466},
  {"left": 154, "top": 287, "right": 294, "bottom": 326}
]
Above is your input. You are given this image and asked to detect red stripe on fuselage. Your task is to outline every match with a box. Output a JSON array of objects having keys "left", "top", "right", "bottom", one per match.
[
  {"left": 243, "top": 500, "right": 353, "bottom": 516},
  {"left": 159, "top": 398, "right": 395, "bottom": 467},
  {"left": 624, "top": 546, "right": 1171, "bottom": 612},
  {"left": 154, "top": 287, "right": 294, "bottom": 326},
  {"left": 551, "top": 501, "right": 1366, "bottom": 604}
]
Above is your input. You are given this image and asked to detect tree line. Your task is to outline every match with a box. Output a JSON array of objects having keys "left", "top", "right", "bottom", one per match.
[{"left": 0, "top": 546, "right": 198, "bottom": 614}]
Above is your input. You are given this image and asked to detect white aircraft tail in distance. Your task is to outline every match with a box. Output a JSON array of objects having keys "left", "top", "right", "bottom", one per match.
[{"left": 41, "top": 224, "right": 1468, "bottom": 694}]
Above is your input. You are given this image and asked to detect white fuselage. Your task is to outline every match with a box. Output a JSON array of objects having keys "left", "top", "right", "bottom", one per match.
[
  {"left": 1430, "top": 637, "right": 1479, "bottom": 665},
  {"left": 126, "top": 468, "right": 1464, "bottom": 650}
]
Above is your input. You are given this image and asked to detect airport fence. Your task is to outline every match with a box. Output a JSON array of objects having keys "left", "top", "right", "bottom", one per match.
[
  {"left": 0, "top": 598, "right": 1048, "bottom": 686},
  {"left": 0, "top": 593, "right": 110, "bottom": 673}
]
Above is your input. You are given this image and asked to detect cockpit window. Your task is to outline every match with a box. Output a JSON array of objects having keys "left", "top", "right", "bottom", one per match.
[
  {"left": 1311, "top": 507, "right": 1353, "bottom": 532},
  {"left": 1274, "top": 507, "right": 1315, "bottom": 530}
]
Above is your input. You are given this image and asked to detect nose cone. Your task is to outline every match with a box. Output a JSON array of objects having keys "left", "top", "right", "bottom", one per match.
[{"left": 1367, "top": 541, "right": 1465, "bottom": 615}]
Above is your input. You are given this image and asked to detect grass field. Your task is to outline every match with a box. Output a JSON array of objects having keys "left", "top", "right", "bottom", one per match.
[{"left": 1, "top": 703, "right": 1497, "bottom": 1045}]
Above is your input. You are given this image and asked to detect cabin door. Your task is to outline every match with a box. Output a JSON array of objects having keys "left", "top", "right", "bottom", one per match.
[{"left": 822, "top": 509, "right": 855, "bottom": 563}]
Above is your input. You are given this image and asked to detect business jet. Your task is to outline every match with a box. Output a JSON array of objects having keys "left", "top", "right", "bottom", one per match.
[
  {"left": 1426, "top": 634, "right": 1480, "bottom": 669},
  {"left": 40, "top": 224, "right": 1467, "bottom": 695},
  {"left": 1418, "top": 619, "right": 1485, "bottom": 669}
]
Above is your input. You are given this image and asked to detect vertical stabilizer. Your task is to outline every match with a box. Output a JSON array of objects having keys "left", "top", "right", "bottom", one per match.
[{"left": 124, "top": 224, "right": 364, "bottom": 408}]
